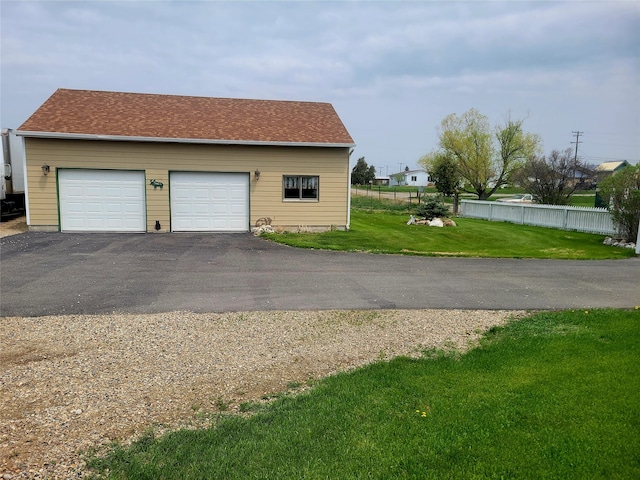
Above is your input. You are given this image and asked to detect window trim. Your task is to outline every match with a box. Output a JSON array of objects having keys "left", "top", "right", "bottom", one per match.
[{"left": 283, "top": 175, "right": 319, "bottom": 201}]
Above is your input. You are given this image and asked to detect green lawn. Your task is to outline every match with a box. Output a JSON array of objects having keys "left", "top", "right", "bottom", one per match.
[
  {"left": 263, "top": 205, "right": 633, "bottom": 260},
  {"left": 570, "top": 194, "right": 597, "bottom": 207},
  {"left": 86, "top": 309, "right": 640, "bottom": 479}
]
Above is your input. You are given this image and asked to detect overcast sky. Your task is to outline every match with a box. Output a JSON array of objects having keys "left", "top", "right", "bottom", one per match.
[{"left": 1, "top": 0, "right": 638, "bottom": 173}]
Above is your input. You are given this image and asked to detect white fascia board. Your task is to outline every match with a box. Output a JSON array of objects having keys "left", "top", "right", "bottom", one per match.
[{"left": 15, "top": 130, "right": 356, "bottom": 149}]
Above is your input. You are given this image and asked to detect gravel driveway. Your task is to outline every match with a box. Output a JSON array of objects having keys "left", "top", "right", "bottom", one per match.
[{"left": 1, "top": 309, "right": 522, "bottom": 479}]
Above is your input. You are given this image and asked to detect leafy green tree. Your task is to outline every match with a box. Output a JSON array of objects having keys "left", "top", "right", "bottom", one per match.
[
  {"left": 351, "top": 157, "right": 376, "bottom": 185},
  {"left": 435, "top": 109, "right": 540, "bottom": 199},
  {"left": 420, "top": 151, "right": 460, "bottom": 197},
  {"left": 516, "top": 148, "right": 585, "bottom": 205},
  {"left": 367, "top": 165, "right": 376, "bottom": 183},
  {"left": 391, "top": 173, "right": 405, "bottom": 186},
  {"left": 598, "top": 164, "right": 640, "bottom": 242}
]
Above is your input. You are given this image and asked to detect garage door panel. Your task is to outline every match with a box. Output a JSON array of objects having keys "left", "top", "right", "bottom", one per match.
[
  {"left": 194, "top": 204, "right": 211, "bottom": 215},
  {"left": 124, "top": 203, "right": 143, "bottom": 214},
  {"left": 211, "top": 190, "right": 227, "bottom": 200},
  {"left": 66, "top": 219, "right": 85, "bottom": 229},
  {"left": 194, "top": 219, "right": 213, "bottom": 229},
  {"left": 122, "top": 185, "right": 141, "bottom": 193},
  {"left": 86, "top": 203, "right": 104, "bottom": 214},
  {"left": 228, "top": 218, "right": 246, "bottom": 229},
  {"left": 66, "top": 186, "right": 84, "bottom": 197},
  {"left": 172, "top": 187, "right": 190, "bottom": 198},
  {"left": 105, "top": 203, "right": 124, "bottom": 214},
  {"left": 59, "top": 170, "right": 145, "bottom": 232},
  {"left": 173, "top": 205, "right": 191, "bottom": 215},
  {"left": 211, "top": 205, "right": 228, "bottom": 215},
  {"left": 194, "top": 188, "right": 211, "bottom": 199},
  {"left": 66, "top": 202, "right": 84, "bottom": 214},
  {"left": 229, "top": 204, "right": 245, "bottom": 215},
  {"left": 104, "top": 186, "right": 121, "bottom": 197},
  {"left": 170, "top": 172, "right": 249, "bottom": 232}
]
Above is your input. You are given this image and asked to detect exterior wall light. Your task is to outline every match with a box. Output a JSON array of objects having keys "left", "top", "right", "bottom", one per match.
[
  {"left": 41, "top": 164, "right": 50, "bottom": 175},
  {"left": 255, "top": 169, "right": 261, "bottom": 181}
]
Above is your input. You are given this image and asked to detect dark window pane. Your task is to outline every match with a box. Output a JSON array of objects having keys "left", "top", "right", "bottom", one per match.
[
  {"left": 283, "top": 175, "right": 318, "bottom": 200},
  {"left": 301, "top": 187, "right": 317, "bottom": 199}
]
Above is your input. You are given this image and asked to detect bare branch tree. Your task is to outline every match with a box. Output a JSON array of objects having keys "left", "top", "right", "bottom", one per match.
[{"left": 516, "top": 148, "right": 585, "bottom": 205}]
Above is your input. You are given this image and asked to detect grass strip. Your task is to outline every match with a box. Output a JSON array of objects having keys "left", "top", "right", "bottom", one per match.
[
  {"left": 86, "top": 309, "right": 640, "bottom": 479},
  {"left": 263, "top": 207, "right": 634, "bottom": 260}
]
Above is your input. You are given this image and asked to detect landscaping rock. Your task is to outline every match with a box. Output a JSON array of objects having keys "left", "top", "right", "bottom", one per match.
[
  {"left": 603, "top": 237, "right": 636, "bottom": 250},
  {"left": 407, "top": 216, "right": 456, "bottom": 227},
  {"left": 252, "top": 225, "right": 274, "bottom": 235}
]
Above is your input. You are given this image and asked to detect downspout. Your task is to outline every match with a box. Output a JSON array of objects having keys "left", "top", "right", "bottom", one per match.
[
  {"left": 347, "top": 147, "right": 354, "bottom": 230},
  {"left": 21, "top": 136, "right": 31, "bottom": 226}
]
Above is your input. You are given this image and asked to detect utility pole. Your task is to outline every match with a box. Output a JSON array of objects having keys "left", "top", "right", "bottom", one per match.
[
  {"left": 571, "top": 131, "right": 583, "bottom": 183},
  {"left": 571, "top": 131, "right": 583, "bottom": 164}
]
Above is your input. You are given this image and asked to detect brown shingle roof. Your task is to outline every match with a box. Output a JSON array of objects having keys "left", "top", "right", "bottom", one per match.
[{"left": 18, "top": 88, "right": 355, "bottom": 146}]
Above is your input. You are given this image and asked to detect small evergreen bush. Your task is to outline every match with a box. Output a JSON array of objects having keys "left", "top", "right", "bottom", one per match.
[{"left": 416, "top": 196, "right": 449, "bottom": 220}]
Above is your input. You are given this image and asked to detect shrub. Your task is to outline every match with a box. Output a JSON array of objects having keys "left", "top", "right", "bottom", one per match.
[
  {"left": 416, "top": 196, "right": 449, "bottom": 220},
  {"left": 598, "top": 164, "right": 640, "bottom": 243}
]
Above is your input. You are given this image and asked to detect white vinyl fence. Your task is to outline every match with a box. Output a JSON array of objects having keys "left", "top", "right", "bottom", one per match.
[{"left": 459, "top": 200, "right": 619, "bottom": 236}]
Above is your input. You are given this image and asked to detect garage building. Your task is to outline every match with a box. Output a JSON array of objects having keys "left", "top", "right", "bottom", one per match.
[{"left": 17, "top": 88, "right": 355, "bottom": 233}]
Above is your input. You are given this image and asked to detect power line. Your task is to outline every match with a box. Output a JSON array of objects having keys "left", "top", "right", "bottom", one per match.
[
  {"left": 582, "top": 154, "right": 632, "bottom": 161},
  {"left": 580, "top": 150, "right": 638, "bottom": 163}
]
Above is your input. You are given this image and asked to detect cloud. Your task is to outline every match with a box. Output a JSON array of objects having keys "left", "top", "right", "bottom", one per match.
[{"left": 1, "top": 0, "right": 638, "bottom": 166}]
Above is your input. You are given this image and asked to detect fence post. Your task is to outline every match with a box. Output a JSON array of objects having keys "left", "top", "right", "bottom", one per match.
[
  {"left": 563, "top": 208, "right": 569, "bottom": 230},
  {"left": 636, "top": 222, "right": 640, "bottom": 255}
]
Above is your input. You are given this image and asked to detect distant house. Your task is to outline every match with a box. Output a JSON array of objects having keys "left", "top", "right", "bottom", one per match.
[
  {"left": 375, "top": 175, "right": 390, "bottom": 186},
  {"left": 571, "top": 165, "right": 597, "bottom": 188},
  {"left": 389, "top": 169, "right": 431, "bottom": 187},
  {"left": 594, "top": 160, "right": 630, "bottom": 182}
]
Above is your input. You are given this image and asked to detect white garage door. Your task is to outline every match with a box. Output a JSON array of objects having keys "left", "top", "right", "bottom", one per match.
[
  {"left": 170, "top": 172, "right": 249, "bottom": 232},
  {"left": 58, "top": 169, "right": 146, "bottom": 232}
]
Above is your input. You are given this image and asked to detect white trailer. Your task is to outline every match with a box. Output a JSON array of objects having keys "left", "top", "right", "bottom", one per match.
[{"left": 1, "top": 128, "right": 26, "bottom": 218}]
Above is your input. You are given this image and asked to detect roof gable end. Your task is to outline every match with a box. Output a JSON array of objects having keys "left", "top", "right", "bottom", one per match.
[{"left": 595, "top": 160, "right": 629, "bottom": 172}]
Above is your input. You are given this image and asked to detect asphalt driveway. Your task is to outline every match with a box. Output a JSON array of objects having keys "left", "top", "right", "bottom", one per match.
[{"left": 1, "top": 232, "right": 638, "bottom": 317}]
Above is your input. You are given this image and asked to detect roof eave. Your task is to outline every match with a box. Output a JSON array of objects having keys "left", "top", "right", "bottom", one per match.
[{"left": 15, "top": 130, "right": 356, "bottom": 148}]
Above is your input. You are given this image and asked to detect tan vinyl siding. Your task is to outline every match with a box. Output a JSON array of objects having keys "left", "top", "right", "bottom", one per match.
[{"left": 24, "top": 138, "right": 350, "bottom": 232}]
